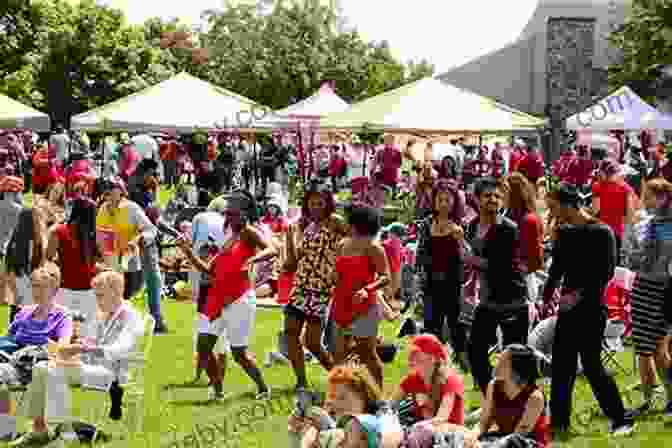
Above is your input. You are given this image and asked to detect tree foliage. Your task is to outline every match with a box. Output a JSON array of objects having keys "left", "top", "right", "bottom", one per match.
[
  {"left": 0, "top": 0, "right": 435, "bottom": 128},
  {"left": 608, "top": 0, "right": 672, "bottom": 103}
]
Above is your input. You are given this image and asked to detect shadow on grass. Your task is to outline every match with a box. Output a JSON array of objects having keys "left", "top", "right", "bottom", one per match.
[{"left": 165, "top": 386, "right": 297, "bottom": 410}]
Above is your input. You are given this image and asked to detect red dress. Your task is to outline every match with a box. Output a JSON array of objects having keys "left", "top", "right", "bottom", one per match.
[
  {"left": 491, "top": 380, "right": 550, "bottom": 447},
  {"left": 332, "top": 255, "right": 377, "bottom": 328}
]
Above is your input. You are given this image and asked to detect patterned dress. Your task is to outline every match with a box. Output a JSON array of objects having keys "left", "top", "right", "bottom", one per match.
[{"left": 288, "top": 219, "right": 345, "bottom": 319}]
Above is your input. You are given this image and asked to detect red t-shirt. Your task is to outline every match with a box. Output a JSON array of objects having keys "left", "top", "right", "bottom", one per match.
[
  {"left": 206, "top": 240, "right": 255, "bottom": 320},
  {"left": 592, "top": 180, "right": 631, "bottom": 238},
  {"left": 400, "top": 369, "right": 465, "bottom": 424},
  {"left": 54, "top": 224, "right": 97, "bottom": 290}
]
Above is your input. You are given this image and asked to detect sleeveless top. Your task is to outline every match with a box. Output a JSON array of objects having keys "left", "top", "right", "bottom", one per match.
[
  {"left": 332, "top": 255, "right": 376, "bottom": 328},
  {"left": 55, "top": 224, "right": 97, "bottom": 290},
  {"left": 492, "top": 380, "right": 550, "bottom": 447},
  {"left": 206, "top": 239, "right": 255, "bottom": 320}
]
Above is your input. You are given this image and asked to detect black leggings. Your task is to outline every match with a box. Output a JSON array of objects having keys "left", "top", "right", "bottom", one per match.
[
  {"left": 123, "top": 271, "right": 144, "bottom": 300},
  {"left": 468, "top": 306, "right": 529, "bottom": 393},
  {"left": 422, "top": 276, "right": 465, "bottom": 353}
]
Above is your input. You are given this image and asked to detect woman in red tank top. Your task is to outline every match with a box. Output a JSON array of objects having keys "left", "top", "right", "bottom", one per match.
[
  {"left": 332, "top": 205, "right": 390, "bottom": 386},
  {"left": 479, "top": 344, "right": 550, "bottom": 447},
  {"left": 178, "top": 190, "right": 277, "bottom": 400},
  {"left": 46, "top": 197, "right": 100, "bottom": 339}
]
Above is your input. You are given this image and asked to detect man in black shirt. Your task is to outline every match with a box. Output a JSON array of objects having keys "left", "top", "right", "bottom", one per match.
[
  {"left": 543, "top": 183, "right": 634, "bottom": 437},
  {"left": 466, "top": 177, "right": 529, "bottom": 396}
]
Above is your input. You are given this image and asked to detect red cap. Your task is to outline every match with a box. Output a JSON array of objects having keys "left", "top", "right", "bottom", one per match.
[{"left": 410, "top": 334, "right": 447, "bottom": 361}]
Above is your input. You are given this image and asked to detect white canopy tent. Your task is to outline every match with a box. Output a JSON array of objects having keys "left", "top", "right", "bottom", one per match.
[
  {"left": 566, "top": 86, "right": 672, "bottom": 131},
  {"left": 71, "top": 72, "right": 261, "bottom": 133},
  {"left": 0, "top": 93, "right": 50, "bottom": 132},
  {"left": 318, "top": 77, "right": 545, "bottom": 133},
  {"left": 254, "top": 82, "right": 350, "bottom": 128}
]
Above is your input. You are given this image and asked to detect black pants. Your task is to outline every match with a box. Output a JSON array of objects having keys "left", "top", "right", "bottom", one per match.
[
  {"left": 422, "top": 276, "right": 465, "bottom": 353},
  {"left": 468, "top": 305, "right": 529, "bottom": 393},
  {"left": 551, "top": 300, "right": 627, "bottom": 430}
]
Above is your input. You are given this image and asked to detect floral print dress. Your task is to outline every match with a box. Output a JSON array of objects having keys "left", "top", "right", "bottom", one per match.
[{"left": 289, "top": 219, "right": 344, "bottom": 319}]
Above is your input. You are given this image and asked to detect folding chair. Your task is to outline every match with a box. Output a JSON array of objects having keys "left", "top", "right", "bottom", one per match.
[
  {"left": 601, "top": 319, "right": 629, "bottom": 377},
  {"left": 80, "top": 313, "right": 156, "bottom": 445}
]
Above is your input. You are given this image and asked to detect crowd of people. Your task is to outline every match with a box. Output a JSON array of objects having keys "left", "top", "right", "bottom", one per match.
[{"left": 0, "top": 125, "right": 670, "bottom": 447}]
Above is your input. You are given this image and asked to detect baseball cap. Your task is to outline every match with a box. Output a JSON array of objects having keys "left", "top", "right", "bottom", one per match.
[{"left": 409, "top": 334, "right": 447, "bottom": 361}]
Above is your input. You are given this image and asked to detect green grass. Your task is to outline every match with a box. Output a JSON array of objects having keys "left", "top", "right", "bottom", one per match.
[
  {"left": 1, "top": 299, "right": 670, "bottom": 448},
  {"left": 10, "top": 187, "right": 672, "bottom": 446}
]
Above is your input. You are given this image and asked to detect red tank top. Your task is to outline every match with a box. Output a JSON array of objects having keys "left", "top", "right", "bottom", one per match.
[
  {"left": 332, "top": 255, "right": 377, "bottom": 328},
  {"left": 492, "top": 380, "right": 550, "bottom": 447},
  {"left": 206, "top": 239, "right": 255, "bottom": 320},
  {"left": 55, "top": 224, "right": 97, "bottom": 290}
]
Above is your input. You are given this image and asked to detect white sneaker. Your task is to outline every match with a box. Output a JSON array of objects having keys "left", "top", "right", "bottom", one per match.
[
  {"left": 58, "top": 424, "right": 77, "bottom": 442},
  {"left": 8, "top": 431, "right": 51, "bottom": 447},
  {"left": 208, "top": 386, "right": 226, "bottom": 401},
  {"left": 609, "top": 421, "right": 634, "bottom": 437}
]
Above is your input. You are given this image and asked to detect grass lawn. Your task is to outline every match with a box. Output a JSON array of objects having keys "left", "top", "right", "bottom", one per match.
[
  {"left": 0, "top": 298, "right": 671, "bottom": 448},
  {"left": 9, "top": 187, "right": 672, "bottom": 446}
]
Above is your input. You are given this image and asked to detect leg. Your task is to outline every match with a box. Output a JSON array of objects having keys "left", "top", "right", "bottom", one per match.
[
  {"left": 231, "top": 347, "right": 268, "bottom": 395},
  {"left": 333, "top": 327, "right": 350, "bottom": 366},
  {"left": 285, "top": 309, "right": 308, "bottom": 389},
  {"left": 197, "top": 333, "right": 221, "bottom": 393},
  {"left": 445, "top": 281, "right": 466, "bottom": 354},
  {"left": 550, "top": 311, "right": 581, "bottom": 431},
  {"left": 143, "top": 269, "right": 167, "bottom": 332},
  {"left": 304, "top": 320, "right": 334, "bottom": 372},
  {"left": 422, "top": 283, "right": 444, "bottom": 342},
  {"left": 354, "top": 336, "right": 383, "bottom": 386},
  {"left": 576, "top": 306, "right": 627, "bottom": 425},
  {"left": 467, "top": 307, "right": 498, "bottom": 394}
]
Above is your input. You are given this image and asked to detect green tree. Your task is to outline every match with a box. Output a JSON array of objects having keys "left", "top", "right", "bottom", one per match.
[
  {"left": 608, "top": 0, "right": 672, "bottom": 103},
  {"left": 0, "top": 0, "right": 44, "bottom": 77}
]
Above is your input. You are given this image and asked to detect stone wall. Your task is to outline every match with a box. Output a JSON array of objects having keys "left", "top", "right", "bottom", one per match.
[{"left": 546, "top": 17, "right": 596, "bottom": 160}]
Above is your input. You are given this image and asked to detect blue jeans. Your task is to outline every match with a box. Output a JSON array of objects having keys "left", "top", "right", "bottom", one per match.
[{"left": 144, "top": 269, "right": 165, "bottom": 329}]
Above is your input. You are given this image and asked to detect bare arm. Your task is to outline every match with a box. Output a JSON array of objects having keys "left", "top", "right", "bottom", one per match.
[
  {"left": 243, "top": 224, "right": 277, "bottom": 264},
  {"left": 479, "top": 382, "right": 496, "bottom": 435},
  {"left": 431, "top": 391, "right": 457, "bottom": 425},
  {"left": 364, "top": 242, "right": 391, "bottom": 293},
  {"left": 46, "top": 225, "right": 59, "bottom": 262},
  {"left": 625, "top": 191, "right": 636, "bottom": 224},
  {"left": 177, "top": 238, "right": 212, "bottom": 274},
  {"left": 513, "top": 390, "right": 544, "bottom": 433}
]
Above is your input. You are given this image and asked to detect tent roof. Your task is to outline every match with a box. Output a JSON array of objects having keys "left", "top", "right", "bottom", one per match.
[
  {"left": 0, "top": 93, "right": 50, "bottom": 132},
  {"left": 71, "top": 72, "right": 261, "bottom": 132},
  {"left": 318, "top": 77, "right": 545, "bottom": 134},
  {"left": 565, "top": 86, "right": 672, "bottom": 130},
  {"left": 275, "top": 82, "right": 349, "bottom": 118}
]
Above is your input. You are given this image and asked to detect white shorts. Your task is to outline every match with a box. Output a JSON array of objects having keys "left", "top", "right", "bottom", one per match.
[
  {"left": 55, "top": 289, "right": 98, "bottom": 339},
  {"left": 204, "top": 290, "right": 256, "bottom": 348},
  {"left": 196, "top": 315, "right": 231, "bottom": 354}
]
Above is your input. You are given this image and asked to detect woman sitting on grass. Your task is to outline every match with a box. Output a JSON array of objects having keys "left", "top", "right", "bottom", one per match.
[
  {"left": 288, "top": 365, "right": 384, "bottom": 448},
  {"left": 477, "top": 344, "right": 550, "bottom": 447},
  {"left": 390, "top": 334, "right": 466, "bottom": 428}
]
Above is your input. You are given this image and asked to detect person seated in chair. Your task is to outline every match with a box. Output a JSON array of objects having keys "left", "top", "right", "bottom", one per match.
[
  {"left": 11, "top": 270, "right": 144, "bottom": 447},
  {"left": 0, "top": 262, "right": 73, "bottom": 385}
]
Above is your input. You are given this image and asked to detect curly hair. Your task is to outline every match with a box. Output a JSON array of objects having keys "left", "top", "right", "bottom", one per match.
[
  {"left": 505, "top": 172, "right": 537, "bottom": 221},
  {"left": 327, "top": 365, "right": 383, "bottom": 410}
]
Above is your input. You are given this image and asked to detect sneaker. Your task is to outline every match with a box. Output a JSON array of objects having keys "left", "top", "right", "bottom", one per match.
[
  {"left": 633, "top": 401, "right": 652, "bottom": 417},
  {"left": 57, "top": 424, "right": 77, "bottom": 442},
  {"left": 256, "top": 389, "right": 272, "bottom": 401},
  {"left": 664, "top": 400, "right": 672, "bottom": 419},
  {"left": 8, "top": 431, "right": 51, "bottom": 447},
  {"left": 208, "top": 386, "right": 226, "bottom": 401},
  {"left": 609, "top": 420, "right": 634, "bottom": 437}
]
